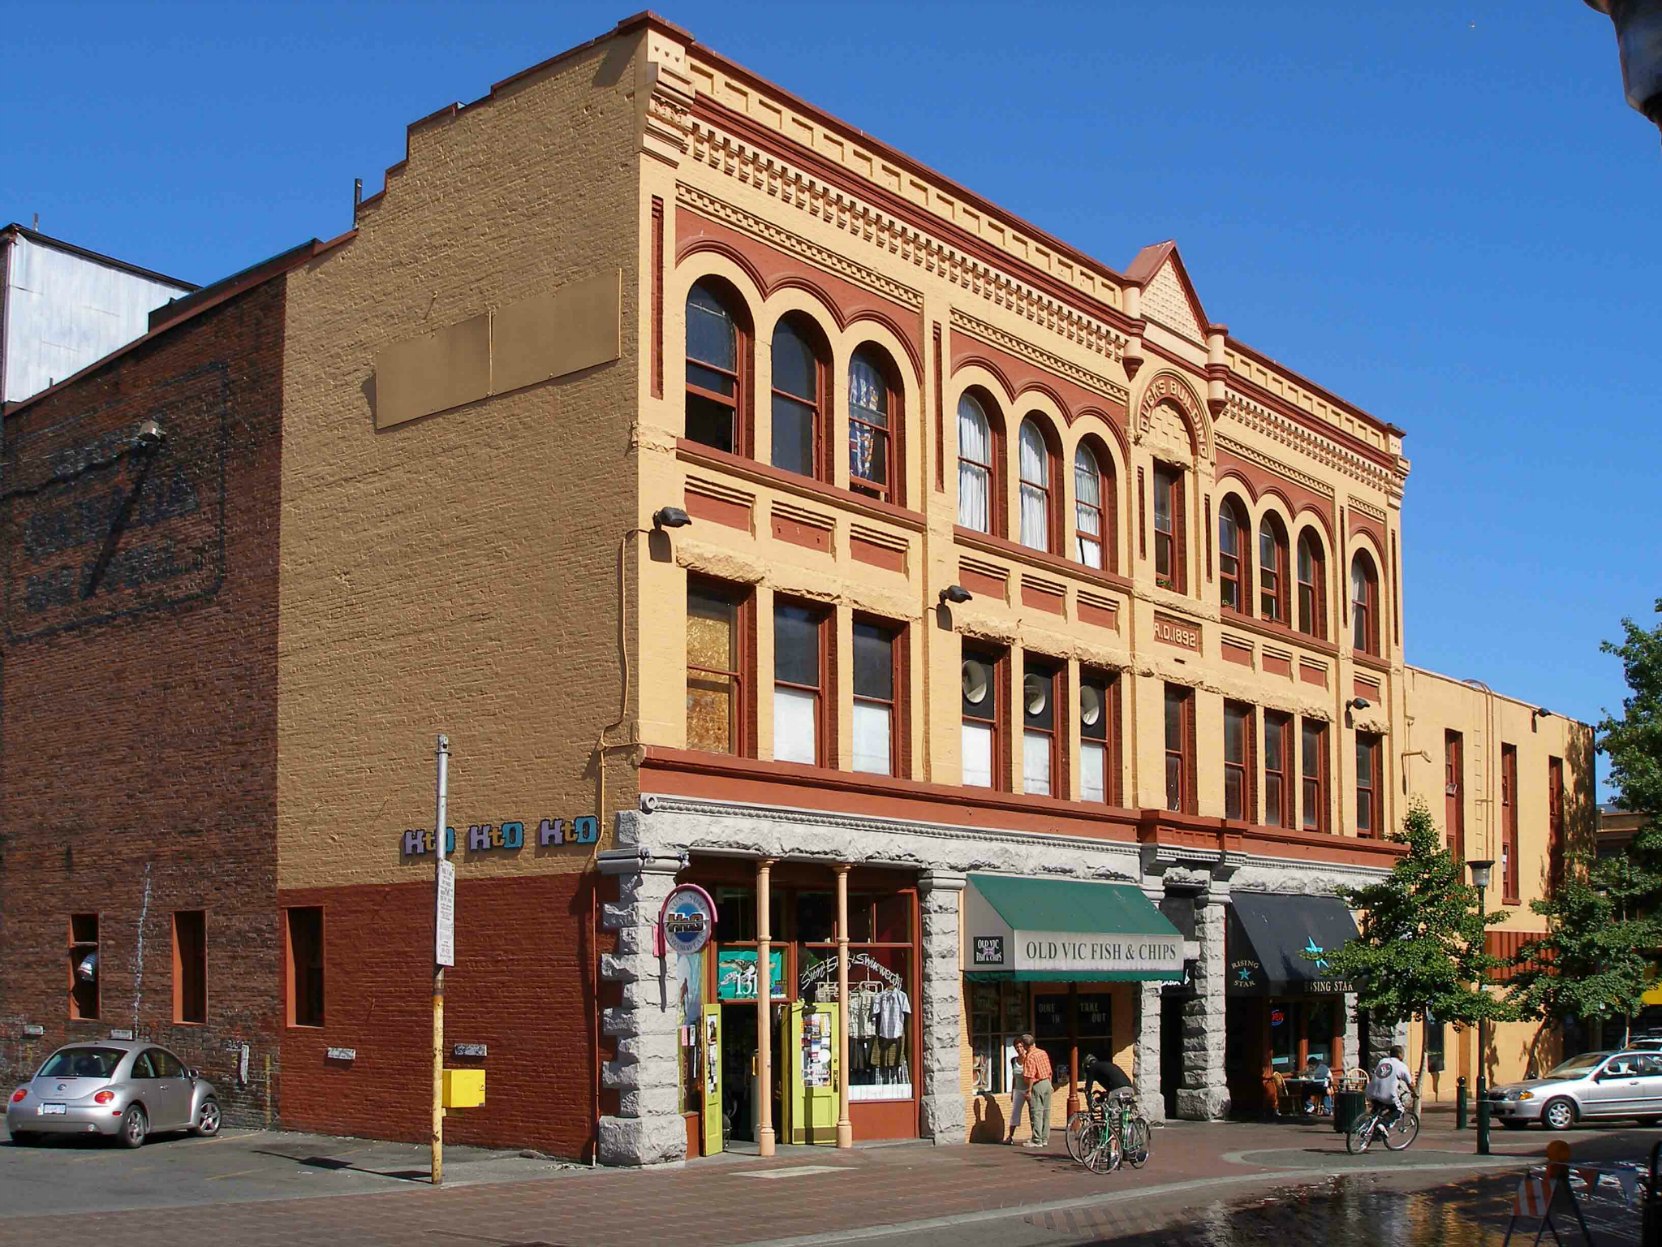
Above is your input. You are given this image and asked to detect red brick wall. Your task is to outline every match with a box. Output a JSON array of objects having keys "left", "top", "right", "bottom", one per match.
[
  {"left": 278, "top": 872, "right": 601, "bottom": 1159},
  {"left": 0, "top": 276, "right": 285, "bottom": 1125}
]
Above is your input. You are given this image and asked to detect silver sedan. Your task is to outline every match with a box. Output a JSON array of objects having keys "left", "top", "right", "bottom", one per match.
[
  {"left": 1488, "top": 1050, "right": 1662, "bottom": 1131},
  {"left": 6, "top": 1041, "right": 221, "bottom": 1147}
]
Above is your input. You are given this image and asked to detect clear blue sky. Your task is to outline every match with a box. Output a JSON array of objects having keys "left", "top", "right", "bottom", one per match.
[{"left": 7, "top": 2, "right": 1656, "bottom": 793}]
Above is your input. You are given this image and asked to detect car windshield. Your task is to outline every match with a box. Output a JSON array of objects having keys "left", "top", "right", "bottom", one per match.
[
  {"left": 1543, "top": 1053, "right": 1608, "bottom": 1079},
  {"left": 37, "top": 1047, "right": 125, "bottom": 1079}
]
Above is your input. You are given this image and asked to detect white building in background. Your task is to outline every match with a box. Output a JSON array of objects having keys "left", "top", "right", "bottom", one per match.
[{"left": 1, "top": 224, "right": 195, "bottom": 405}]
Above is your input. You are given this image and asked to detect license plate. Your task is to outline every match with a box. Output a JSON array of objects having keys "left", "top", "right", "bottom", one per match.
[{"left": 39, "top": 1103, "right": 66, "bottom": 1115}]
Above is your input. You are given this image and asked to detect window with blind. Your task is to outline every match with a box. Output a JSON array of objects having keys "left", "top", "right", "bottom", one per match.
[
  {"left": 957, "top": 393, "right": 1000, "bottom": 534},
  {"left": 853, "top": 620, "right": 900, "bottom": 776},
  {"left": 1018, "top": 418, "right": 1055, "bottom": 553},
  {"left": 962, "top": 649, "right": 1003, "bottom": 789},
  {"left": 773, "top": 601, "right": 829, "bottom": 766},
  {"left": 1074, "top": 443, "right": 1108, "bottom": 570},
  {"left": 1022, "top": 657, "right": 1061, "bottom": 797},
  {"left": 1080, "top": 670, "right": 1117, "bottom": 804}
]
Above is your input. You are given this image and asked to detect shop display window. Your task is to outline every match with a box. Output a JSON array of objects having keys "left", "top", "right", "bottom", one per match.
[
  {"left": 970, "top": 981, "right": 1028, "bottom": 1094},
  {"left": 801, "top": 943, "right": 912, "bottom": 1101}
]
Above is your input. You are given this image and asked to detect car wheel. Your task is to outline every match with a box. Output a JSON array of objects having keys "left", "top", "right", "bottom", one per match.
[
  {"left": 194, "top": 1099, "right": 221, "bottom": 1138},
  {"left": 9, "top": 1130, "right": 40, "bottom": 1146},
  {"left": 1542, "top": 1098, "right": 1577, "bottom": 1132},
  {"left": 119, "top": 1105, "right": 148, "bottom": 1149}
]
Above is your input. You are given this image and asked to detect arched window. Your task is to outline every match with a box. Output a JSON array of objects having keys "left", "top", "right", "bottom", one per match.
[
  {"left": 1074, "top": 444, "right": 1106, "bottom": 570},
  {"left": 771, "top": 317, "right": 826, "bottom": 479},
  {"left": 1217, "top": 497, "right": 1249, "bottom": 614},
  {"left": 957, "top": 394, "right": 1001, "bottom": 534},
  {"left": 1259, "top": 514, "right": 1289, "bottom": 624},
  {"left": 685, "top": 280, "right": 747, "bottom": 454},
  {"left": 848, "top": 347, "right": 899, "bottom": 502},
  {"left": 1018, "top": 418, "right": 1055, "bottom": 552},
  {"left": 1296, "top": 530, "right": 1327, "bottom": 639},
  {"left": 1351, "top": 551, "right": 1380, "bottom": 654}
]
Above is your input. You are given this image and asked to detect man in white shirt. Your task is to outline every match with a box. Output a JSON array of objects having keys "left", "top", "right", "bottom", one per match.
[{"left": 1366, "top": 1045, "right": 1413, "bottom": 1121}]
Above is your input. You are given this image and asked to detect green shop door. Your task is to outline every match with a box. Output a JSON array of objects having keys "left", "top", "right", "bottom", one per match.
[
  {"left": 702, "top": 1004, "right": 723, "bottom": 1156},
  {"left": 787, "top": 1002, "right": 839, "bottom": 1145}
]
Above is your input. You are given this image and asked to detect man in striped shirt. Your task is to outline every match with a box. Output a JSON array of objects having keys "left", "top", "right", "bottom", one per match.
[{"left": 1017, "top": 1034, "right": 1054, "bottom": 1147}]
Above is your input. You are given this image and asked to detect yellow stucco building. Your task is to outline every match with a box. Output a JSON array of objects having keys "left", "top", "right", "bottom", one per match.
[{"left": 249, "top": 14, "right": 1593, "bottom": 1160}]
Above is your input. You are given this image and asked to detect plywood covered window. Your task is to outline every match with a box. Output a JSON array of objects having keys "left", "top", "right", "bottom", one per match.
[
  {"left": 687, "top": 579, "right": 750, "bottom": 756},
  {"left": 773, "top": 600, "right": 830, "bottom": 767},
  {"left": 772, "top": 316, "right": 828, "bottom": 480},
  {"left": 848, "top": 347, "right": 899, "bottom": 502},
  {"left": 1217, "top": 497, "right": 1248, "bottom": 614},
  {"left": 685, "top": 280, "right": 747, "bottom": 454},
  {"left": 1297, "top": 530, "right": 1327, "bottom": 639},
  {"left": 1264, "top": 711, "right": 1293, "bottom": 828},
  {"left": 173, "top": 910, "right": 206, "bottom": 1025}
]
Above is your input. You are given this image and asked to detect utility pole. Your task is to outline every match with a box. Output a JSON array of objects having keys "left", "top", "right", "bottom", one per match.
[{"left": 432, "top": 734, "right": 453, "bottom": 1185}]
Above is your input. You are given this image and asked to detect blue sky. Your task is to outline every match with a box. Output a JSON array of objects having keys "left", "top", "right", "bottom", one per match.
[{"left": 7, "top": 2, "right": 1656, "bottom": 793}]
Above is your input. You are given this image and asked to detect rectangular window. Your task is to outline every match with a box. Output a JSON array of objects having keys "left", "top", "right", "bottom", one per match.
[
  {"left": 773, "top": 600, "right": 829, "bottom": 767},
  {"left": 1079, "top": 670, "right": 1118, "bottom": 804},
  {"left": 1164, "top": 684, "right": 1195, "bottom": 813},
  {"left": 969, "top": 981, "right": 1028, "bottom": 1095},
  {"left": 962, "top": 649, "right": 1003, "bottom": 789},
  {"left": 1445, "top": 730, "right": 1465, "bottom": 861},
  {"left": 1502, "top": 743, "right": 1520, "bottom": 903},
  {"left": 69, "top": 913, "right": 99, "bottom": 1021},
  {"left": 1301, "top": 719, "right": 1328, "bottom": 833},
  {"left": 1022, "top": 658, "right": 1061, "bottom": 797},
  {"left": 286, "top": 907, "right": 324, "bottom": 1028},
  {"left": 1356, "top": 733, "right": 1382, "bottom": 838},
  {"left": 687, "top": 580, "right": 748, "bottom": 755},
  {"left": 1548, "top": 756, "right": 1566, "bottom": 894},
  {"left": 1264, "top": 712, "right": 1293, "bottom": 828},
  {"left": 852, "top": 620, "right": 899, "bottom": 776},
  {"left": 173, "top": 910, "right": 207, "bottom": 1025},
  {"left": 1153, "top": 463, "right": 1185, "bottom": 593},
  {"left": 1224, "top": 701, "right": 1254, "bottom": 822}
]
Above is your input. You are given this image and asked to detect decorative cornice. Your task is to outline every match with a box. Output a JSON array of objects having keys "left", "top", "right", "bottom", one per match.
[
  {"left": 1222, "top": 391, "right": 1405, "bottom": 499},
  {"left": 1350, "top": 496, "right": 1388, "bottom": 524},
  {"left": 948, "top": 309, "right": 1129, "bottom": 404},
  {"left": 1214, "top": 434, "right": 1335, "bottom": 501}
]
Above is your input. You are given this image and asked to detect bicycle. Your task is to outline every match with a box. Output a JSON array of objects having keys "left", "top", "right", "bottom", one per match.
[
  {"left": 1345, "top": 1097, "right": 1420, "bottom": 1154},
  {"left": 1068, "top": 1089, "right": 1150, "bottom": 1172}
]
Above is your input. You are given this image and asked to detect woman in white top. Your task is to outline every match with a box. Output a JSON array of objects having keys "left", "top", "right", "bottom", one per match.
[{"left": 1004, "top": 1053, "right": 1029, "bottom": 1144}]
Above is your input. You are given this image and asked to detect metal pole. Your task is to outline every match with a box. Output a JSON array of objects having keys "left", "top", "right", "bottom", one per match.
[
  {"left": 757, "top": 859, "right": 776, "bottom": 1157},
  {"left": 432, "top": 734, "right": 449, "bottom": 1186},
  {"left": 1476, "top": 878, "right": 1490, "bottom": 1156},
  {"left": 835, "top": 864, "right": 852, "bottom": 1149}
]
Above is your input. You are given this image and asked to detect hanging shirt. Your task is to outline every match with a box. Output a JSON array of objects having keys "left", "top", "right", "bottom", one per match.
[{"left": 873, "top": 988, "right": 911, "bottom": 1040}]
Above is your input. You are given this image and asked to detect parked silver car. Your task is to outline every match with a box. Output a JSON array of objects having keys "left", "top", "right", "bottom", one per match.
[
  {"left": 1488, "top": 1050, "right": 1662, "bottom": 1131},
  {"left": 6, "top": 1041, "right": 221, "bottom": 1147}
]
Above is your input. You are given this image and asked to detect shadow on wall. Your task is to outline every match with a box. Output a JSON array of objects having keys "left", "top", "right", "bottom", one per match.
[{"left": 969, "top": 1093, "right": 1011, "bottom": 1144}]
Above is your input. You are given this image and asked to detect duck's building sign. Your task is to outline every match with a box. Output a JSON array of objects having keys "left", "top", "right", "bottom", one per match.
[{"left": 400, "top": 816, "right": 599, "bottom": 857}]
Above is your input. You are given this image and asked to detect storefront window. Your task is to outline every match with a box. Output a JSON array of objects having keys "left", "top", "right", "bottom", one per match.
[
  {"left": 802, "top": 944, "right": 913, "bottom": 1101},
  {"left": 1268, "top": 1002, "right": 1296, "bottom": 1074},
  {"left": 970, "top": 981, "right": 1027, "bottom": 1094},
  {"left": 1307, "top": 1002, "right": 1335, "bottom": 1066}
]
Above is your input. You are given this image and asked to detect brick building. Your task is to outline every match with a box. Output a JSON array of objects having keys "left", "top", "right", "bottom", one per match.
[{"left": 1, "top": 14, "right": 1594, "bottom": 1161}]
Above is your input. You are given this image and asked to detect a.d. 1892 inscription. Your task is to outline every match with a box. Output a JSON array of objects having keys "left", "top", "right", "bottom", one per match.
[{"left": 1152, "top": 611, "right": 1201, "bottom": 652}]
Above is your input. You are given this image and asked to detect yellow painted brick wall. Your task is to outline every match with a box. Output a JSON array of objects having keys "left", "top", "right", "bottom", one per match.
[{"left": 277, "top": 30, "right": 650, "bottom": 889}]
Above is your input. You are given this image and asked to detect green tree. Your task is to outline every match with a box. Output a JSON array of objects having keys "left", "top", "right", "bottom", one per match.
[
  {"left": 1507, "top": 850, "right": 1655, "bottom": 1063},
  {"left": 1601, "top": 599, "right": 1662, "bottom": 830},
  {"left": 1322, "top": 799, "right": 1514, "bottom": 1093}
]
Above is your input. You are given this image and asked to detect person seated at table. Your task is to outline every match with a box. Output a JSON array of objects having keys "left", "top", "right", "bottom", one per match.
[{"left": 1301, "top": 1054, "right": 1333, "bottom": 1115}]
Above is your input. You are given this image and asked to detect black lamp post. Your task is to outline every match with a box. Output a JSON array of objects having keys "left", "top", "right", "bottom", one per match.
[
  {"left": 1585, "top": 0, "right": 1662, "bottom": 140},
  {"left": 1468, "top": 857, "right": 1496, "bottom": 1155}
]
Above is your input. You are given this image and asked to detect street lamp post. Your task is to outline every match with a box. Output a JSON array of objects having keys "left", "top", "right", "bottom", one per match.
[
  {"left": 1468, "top": 858, "right": 1495, "bottom": 1156},
  {"left": 1585, "top": 0, "right": 1662, "bottom": 141}
]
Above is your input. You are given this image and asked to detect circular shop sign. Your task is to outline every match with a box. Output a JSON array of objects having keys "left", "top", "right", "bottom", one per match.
[{"left": 660, "top": 883, "right": 717, "bottom": 957}]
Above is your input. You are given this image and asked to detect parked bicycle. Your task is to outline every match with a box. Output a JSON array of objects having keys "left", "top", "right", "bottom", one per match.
[
  {"left": 1066, "top": 1088, "right": 1150, "bottom": 1172},
  {"left": 1345, "top": 1098, "right": 1420, "bottom": 1154}
]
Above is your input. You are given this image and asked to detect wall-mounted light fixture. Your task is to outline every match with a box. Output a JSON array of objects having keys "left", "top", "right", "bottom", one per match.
[
  {"left": 1532, "top": 707, "right": 1552, "bottom": 721},
  {"left": 1346, "top": 697, "right": 1371, "bottom": 711},
  {"left": 134, "top": 419, "right": 165, "bottom": 450},
  {"left": 652, "top": 506, "right": 692, "bottom": 530},
  {"left": 939, "top": 585, "right": 973, "bottom": 605}
]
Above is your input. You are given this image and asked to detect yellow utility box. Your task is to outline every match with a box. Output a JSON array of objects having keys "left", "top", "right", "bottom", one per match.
[{"left": 442, "top": 1069, "right": 486, "bottom": 1109}]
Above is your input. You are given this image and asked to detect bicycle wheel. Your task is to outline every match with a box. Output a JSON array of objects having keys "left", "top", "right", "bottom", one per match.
[
  {"left": 1345, "top": 1114, "right": 1375, "bottom": 1155},
  {"left": 1383, "top": 1111, "right": 1420, "bottom": 1151},
  {"left": 1124, "top": 1116, "right": 1151, "bottom": 1169},
  {"left": 1083, "top": 1122, "right": 1121, "bottom": 1174},
  {"left": 1064, "top": 1110, "right": 1091, "bottom": 1162}
]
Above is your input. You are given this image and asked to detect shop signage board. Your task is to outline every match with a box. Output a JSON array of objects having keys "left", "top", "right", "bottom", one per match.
[
  {"left": 962, "top": 875, "right": 1186, "bottom": 982},
  {"left": 659, "top": 884, "right": 717, "bottom": 957},
  {"left": 717, "top": 948, "right": 787, "bottom": 1001},
  {"left": 401, "top": 816, "right": 598, "bottom": 857}
]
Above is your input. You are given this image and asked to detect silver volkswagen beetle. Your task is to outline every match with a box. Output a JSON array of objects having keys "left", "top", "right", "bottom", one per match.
[
  {"left": 1488, "top": 1050, "right": 1662, "bottom": 1131},
  {"left": 6, "top": 1041, "right": 221, "bottom": 1147}
]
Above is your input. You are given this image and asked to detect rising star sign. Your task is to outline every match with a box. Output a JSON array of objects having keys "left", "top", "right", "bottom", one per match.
[{"left": 1304, "top": 937, "right": 1330, "bottom": 974}]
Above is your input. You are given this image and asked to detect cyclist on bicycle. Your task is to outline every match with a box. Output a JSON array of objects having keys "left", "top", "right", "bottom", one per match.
[
  {"left": 1366, "top": 1044, "right": 1412, "bottom": 1122},
  {"left": 1082, "top": 1052, "right": 1132, "bottom": 1109}
]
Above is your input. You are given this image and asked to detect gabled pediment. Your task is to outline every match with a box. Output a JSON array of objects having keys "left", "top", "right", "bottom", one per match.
[{"left": 1125, "top": 241, "right": 1208, "bottom": 344}]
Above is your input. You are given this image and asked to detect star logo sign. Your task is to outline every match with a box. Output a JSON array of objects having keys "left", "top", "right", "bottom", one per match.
[{"left": 1304, "top": 937, "right": 1329, "bottom": 975}]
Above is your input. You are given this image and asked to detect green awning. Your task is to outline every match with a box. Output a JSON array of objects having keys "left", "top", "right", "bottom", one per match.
[{"left": 962, "top": 873, "right": 1185, "bottom": 982}]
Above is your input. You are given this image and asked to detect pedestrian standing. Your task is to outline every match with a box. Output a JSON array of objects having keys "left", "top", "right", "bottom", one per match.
[
  {"left": 1003, "top": 1052, "right": 1028, "bottom": 1144},
  {"left": 1017, "top": 1034, "right": 1054, "bottom": 1147}
]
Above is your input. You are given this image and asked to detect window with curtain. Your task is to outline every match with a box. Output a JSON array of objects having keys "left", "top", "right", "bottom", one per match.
[
  {"left": 1356, "top": 733, "right": 1382, "bottom": 838},
  {"left": 961, "top": 651, "right": 1000, "bottom": 788},
  {"left": 957, "top": 395, "right": 993, "bottom": 533},
  {"left": 1259, "top": 516, "right": 1288, "bottom": 622},
  {"left": 1264, "top": 712, "right": 1292, "bottom": 827},
  {"left": 1154, "top": 463, "right": 1184, "bottom": 592},
  {"left": 772, "top": 319, "right": 823, "bottom": 479},
  {"left": 1080, "top": 671, "right": 1115, "bottom": 803},
  {"left": 848, "top": 348, "right": 894, "bottom": 501},
  {"left": 1022, "top": 659, "right": 1059, "bottom": 796},
  {"left": 1018, "top": 419, "right": 1052, "bottom": 552},
  {"left": 687, "top": 581, "right": 746, "bottom": 754},
  {"left": 1297, "top": 531, "right": 1326, "bottom": 638},
  {"left": 1224, "top": 701, "right": 1254, "bottom": 822},
  {"left": 773, "top": 601, "right": 826, "bottom": 766},
  {"left": 686, "top": 282, "right": 742, "bottom": 453},
  {"left": 1301, "top": 719, "right": 1327, "bottom": 833},
  {"left": 1164, "top": 684, "right": 1194, "bottom": 813},
  {"left": 853, "top": 621, "right": 898, "bottom": 775},
  {"left": 1351, "top": 552, "right": 1379, "bottom": 654},
  {"left": 1074, "top": 444, "right": 1105, "bottom": 569},
  {"left": 1218, "top": 498, "right": 1247, "bottom": 613}
]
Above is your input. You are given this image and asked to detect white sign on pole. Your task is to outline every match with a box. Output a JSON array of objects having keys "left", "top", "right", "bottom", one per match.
[{"left": 435, "top": 859, "right": 456, "bottom": 967}]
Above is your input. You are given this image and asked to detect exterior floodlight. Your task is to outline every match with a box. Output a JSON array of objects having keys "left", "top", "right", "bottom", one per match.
[
  {"left": 1347, "top": 697, "right": 1371, "bottom": 711},
  {"left": 939, "top": 585, "right": 973, "bottom": 605},
  {"left": 652, "top": 507, "right": 692, "bottom": 530}
]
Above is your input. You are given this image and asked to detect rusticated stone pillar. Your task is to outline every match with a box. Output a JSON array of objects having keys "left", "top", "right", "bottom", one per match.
[
  {"left": 1176, "top": 889, "right": 1230, "bottom": 1120},
  {"left": 917, "top": 870, "right": 968, "bottom": 1143}
]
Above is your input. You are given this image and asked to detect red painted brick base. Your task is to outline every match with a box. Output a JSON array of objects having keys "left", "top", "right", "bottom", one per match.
[{"left": 277, "top": 872, "right": 600, "bottom": 1159}]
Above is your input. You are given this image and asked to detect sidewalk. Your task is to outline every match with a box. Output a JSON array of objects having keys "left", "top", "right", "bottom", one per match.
[{"left": 0, "top": 1114, "right": 1601, "bottom": 1247}]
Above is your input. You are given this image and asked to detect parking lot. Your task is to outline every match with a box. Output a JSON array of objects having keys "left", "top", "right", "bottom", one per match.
[{"left": 0, "top": 1121, "right": 580, "bottom": 1216}]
